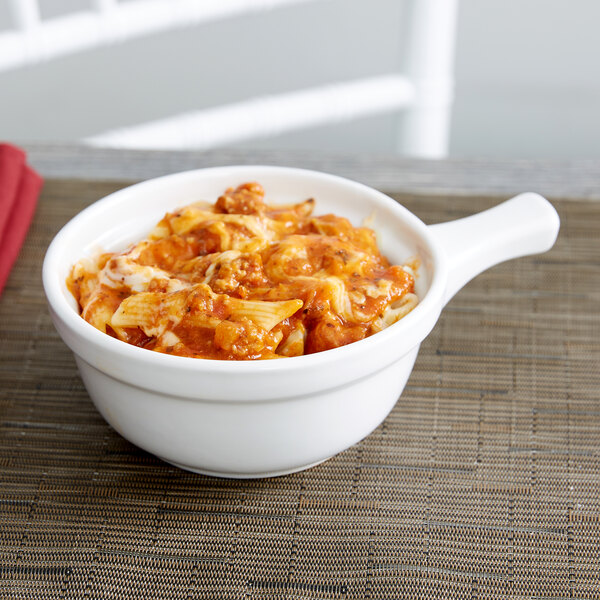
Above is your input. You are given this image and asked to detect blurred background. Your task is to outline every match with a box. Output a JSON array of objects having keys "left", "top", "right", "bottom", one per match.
[{"left": 0, "top": 0, "right": 598, "bottom": 159}]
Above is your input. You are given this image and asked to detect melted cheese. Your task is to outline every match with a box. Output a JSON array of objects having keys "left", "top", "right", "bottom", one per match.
[{"left": 67, "top": 182, "right": 418, "bottom": 360}]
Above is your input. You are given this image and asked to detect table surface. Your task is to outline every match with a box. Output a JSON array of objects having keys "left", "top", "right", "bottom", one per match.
[{"left": 1, "top": 145, "right": 599, "bottom": 599}]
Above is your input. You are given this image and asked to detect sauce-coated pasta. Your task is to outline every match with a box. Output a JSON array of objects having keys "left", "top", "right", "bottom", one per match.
[{"left": 68, "top": 183, "right": 418, "bottom": 360}]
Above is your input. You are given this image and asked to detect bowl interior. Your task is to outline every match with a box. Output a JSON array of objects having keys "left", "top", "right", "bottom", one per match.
[{"left": 49, "top": 166, "right": 436, "bottom": 318}]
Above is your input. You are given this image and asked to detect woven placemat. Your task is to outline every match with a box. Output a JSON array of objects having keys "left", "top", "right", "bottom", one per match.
[{"left": 1, "top": 180, "right": 598, "bottom": 599}]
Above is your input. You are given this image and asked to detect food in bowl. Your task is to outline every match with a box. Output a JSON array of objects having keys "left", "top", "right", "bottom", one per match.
[
  {"left": 67, "top": 182, "right": 419, "bottom": 360},
  {"left": 43, "top": 166, "right": 559, "bottom": 477}
]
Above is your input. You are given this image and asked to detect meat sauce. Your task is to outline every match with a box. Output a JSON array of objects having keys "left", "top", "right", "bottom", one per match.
[{"left": 68, "top": 183, "right": 418, "bottom": 360}]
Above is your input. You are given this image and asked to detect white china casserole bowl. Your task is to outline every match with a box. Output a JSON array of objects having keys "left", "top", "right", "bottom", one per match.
[{"left": 43, "top": 166, "right": 560, "bottom": 478}]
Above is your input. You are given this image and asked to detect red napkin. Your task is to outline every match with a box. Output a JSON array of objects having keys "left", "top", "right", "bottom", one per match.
[{"left": 0, "top": 144, "right": 43, "bottom": 296}]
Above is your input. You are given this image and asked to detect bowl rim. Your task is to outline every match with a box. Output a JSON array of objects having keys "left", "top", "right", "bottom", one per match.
[{"left": 43, "top": 165, "right": 448, "bottom": 376}]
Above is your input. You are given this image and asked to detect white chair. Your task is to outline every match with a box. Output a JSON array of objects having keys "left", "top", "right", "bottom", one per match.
[{"left": 0, "top": 0, "right": 459, "bottom": 158}]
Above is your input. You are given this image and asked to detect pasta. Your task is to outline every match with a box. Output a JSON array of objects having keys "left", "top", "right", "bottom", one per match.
[{"left": 68, "top": 182, "right": 419, "bottom": 360}]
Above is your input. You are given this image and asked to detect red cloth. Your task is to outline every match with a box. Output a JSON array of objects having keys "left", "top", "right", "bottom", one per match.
[{"left": 0, "top": 144, "right": 43, "bottom": 296}]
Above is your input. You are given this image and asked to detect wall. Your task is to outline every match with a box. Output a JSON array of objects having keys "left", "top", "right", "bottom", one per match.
[
  {"left": 0, "top": 0, "right": 598, "bottom": 159},
  {"left": 451, "top": 0, "right": 600, "bottom": 159}
]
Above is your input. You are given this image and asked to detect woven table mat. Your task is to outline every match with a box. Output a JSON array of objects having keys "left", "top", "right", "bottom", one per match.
[{"left": 1, "top": 180, "right": 598, "bottom": 599}]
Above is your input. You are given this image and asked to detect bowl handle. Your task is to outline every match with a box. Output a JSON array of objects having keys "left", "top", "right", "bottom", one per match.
[{"left": 428, "top": 193, "right": 560, "bottom": 305}]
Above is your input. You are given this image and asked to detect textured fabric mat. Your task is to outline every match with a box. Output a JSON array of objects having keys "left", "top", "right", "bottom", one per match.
[{"left": 1, "top": 180, "right": 599, "bottom": 599}]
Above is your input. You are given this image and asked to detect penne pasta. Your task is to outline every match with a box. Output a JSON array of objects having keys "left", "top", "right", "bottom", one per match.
[
  {"left": 111, "top": 290, "right": 188, "bottom": 337},
  {"left": 229, "top": 298, "right": 303, "bottom": 332},
  {"left": 371, "top": 293, "right": 419, "bottom": 333},
  {"left": 110, "top": 292, "right": 163, "bottom": 331},
  {"left": 68, "top": 182, "right": 418, "bottom": 360},
  {"left": 277, "top": 323, "right": 306, "bottom": 357}
]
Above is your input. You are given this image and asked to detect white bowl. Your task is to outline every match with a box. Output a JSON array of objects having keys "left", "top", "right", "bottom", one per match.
[{"left": 43, "top": 166, "right": 560, "bottom": 478}]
